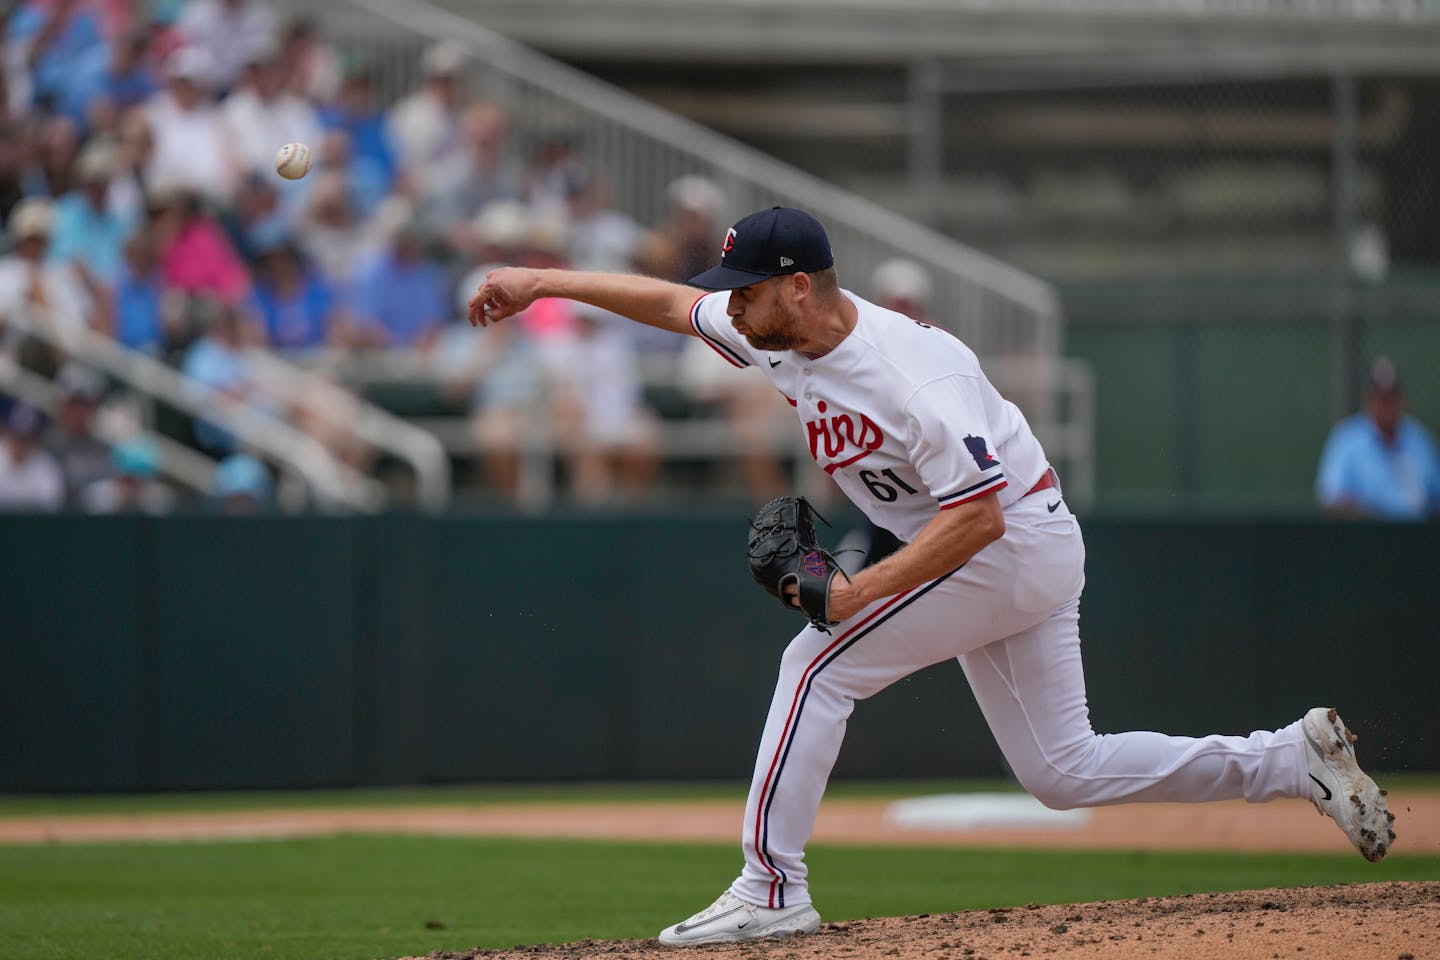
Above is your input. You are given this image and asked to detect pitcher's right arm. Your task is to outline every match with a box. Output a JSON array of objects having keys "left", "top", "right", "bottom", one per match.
[{"left": 468, "top": 267, "right": 702, "bottom": 338}]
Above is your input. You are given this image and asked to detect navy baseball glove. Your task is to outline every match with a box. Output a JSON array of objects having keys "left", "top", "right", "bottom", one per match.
[{"left": 746, "top": 495, "right": 848, "bottom": 631}]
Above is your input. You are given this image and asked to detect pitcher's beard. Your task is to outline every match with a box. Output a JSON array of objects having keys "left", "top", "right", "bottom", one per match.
[{"left": 739, "top": 304, "right": 804, "bottom": 351}]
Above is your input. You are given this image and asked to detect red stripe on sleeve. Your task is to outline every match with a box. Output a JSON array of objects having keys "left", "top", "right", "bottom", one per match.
[{"left": 939, "top": 479, "right": 1008, "bottom": 508}]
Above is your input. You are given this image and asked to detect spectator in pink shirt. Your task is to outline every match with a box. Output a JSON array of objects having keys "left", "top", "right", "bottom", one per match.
[{"left": 150, "top": 186, "right": 249, "bottom": 305}]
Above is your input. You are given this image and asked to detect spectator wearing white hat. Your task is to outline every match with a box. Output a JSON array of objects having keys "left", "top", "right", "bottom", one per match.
[
  {"left": 434, "top": 203, "right": 544, "bottom": 501},
  {"left": 658, "top": 176, "right": 796, "bottom": 501},
  {"left": 450, "top": 200, "right": 532, "bottom": 326},
  {"left": 870, "top": 257, "right": 934, "bottom": 324},
  {"left": 640, "top": 175, "right": 727, "bottom": 287},
  {"left": 0, "top": 198, "right": 100, "bottom": 367},
  {"left": 143, "top": 46, "right": 241, "bottom": 206},
  {"left": 0, "top": 400, "right": 65, "bottom": 512},
  {"left": 48, "top": 142, "right": 134, "bottom": 287}
]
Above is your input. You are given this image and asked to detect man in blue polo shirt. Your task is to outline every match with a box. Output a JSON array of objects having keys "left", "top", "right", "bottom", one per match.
[
  {"left": 1316, "top": 357, "right": 1440, "bottom": 520},
  {"left": 347, "top": 218, "right": 448, "bottom": 349}
]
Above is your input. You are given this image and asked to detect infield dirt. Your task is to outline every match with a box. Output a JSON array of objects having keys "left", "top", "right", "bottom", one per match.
[{"left": 407, "top": 881, "right": 1439, "bottom": 960}]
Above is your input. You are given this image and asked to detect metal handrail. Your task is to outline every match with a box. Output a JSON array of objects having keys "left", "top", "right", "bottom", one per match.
[
  {"left": 328, "top": 347, "right": 1096, "bottom": 509},
  {"left": 3, "top": 310, "right": 386, "bottom": 512},
  {"left": 337, "top": 0, "right": 1062, "bottom": 359},
  {"left": 241, "top": 350, "right": 452, "bottom": 511},
  {"left": 0, "top": 356, "right": 218, "bottom": 496}
]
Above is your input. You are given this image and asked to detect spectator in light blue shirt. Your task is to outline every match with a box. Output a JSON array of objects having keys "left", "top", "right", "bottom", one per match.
[
  {"left": 182, "top": 301, "right": 266, "bottom": 455},
  {"left": 1316, "top": 357, "right": 1440, "bottom": 520},
  {"left": 48, "top": 144, "right": 132, "bottom": 286},
  {"left": 347, "top": 220, "right": 448, "bottom": 349}
]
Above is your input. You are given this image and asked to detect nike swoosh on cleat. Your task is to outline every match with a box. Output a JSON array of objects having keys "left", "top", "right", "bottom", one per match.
[
  {"left": 736, "top": 920, "right": 753, "bottom": 929},
  {"left": 1047, "top": 500, "right": 1061, "bottom": 513},
  {"left": 769, "top": 358, "right": 782, "bottom": 368},
  {"left": 1310, "top": 774, "right": 1333, "bottom": 802},
  {"left": 673, "top": 906, "right": 744, "bottom": 935}
]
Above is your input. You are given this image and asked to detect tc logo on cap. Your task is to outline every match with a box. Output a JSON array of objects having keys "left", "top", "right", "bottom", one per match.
[{"left": 690, "top": 207, "right": 835, "bottom": 291}]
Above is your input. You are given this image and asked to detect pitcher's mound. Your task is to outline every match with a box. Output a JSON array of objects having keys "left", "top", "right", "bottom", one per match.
[{"left": 410, "top": 881, "right": 1437, "bottom": 960}]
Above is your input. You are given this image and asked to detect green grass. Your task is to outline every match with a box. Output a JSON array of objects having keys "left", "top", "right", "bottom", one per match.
[
  {"left": 0, "top": 836, "right": 1436, "bottom": 960},
  {"left": 2, "top": 773, "right": 1435, "bottom": 819}
]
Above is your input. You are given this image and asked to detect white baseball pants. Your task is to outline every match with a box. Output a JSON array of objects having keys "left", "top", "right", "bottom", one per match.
[{"left": 730, "top": 493, "right": 1312, "bottom": 910}]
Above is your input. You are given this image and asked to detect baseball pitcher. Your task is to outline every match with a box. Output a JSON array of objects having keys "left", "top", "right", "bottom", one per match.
[{"left": 469, "top": 206, "right": 1393, "bottom": 947}]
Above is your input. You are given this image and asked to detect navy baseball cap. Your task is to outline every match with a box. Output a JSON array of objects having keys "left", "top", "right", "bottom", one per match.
[{"left": 689, "top": 206, "right": 834, "bottom": 291}]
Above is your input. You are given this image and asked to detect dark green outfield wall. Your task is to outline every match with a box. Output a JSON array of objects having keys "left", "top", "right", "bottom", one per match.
[
  {"left": 1, "top": 512, "right": 1436, "bottom": 792},
  {"left": 1063, "top": 274, "right": 1440, "bottom": 510}
]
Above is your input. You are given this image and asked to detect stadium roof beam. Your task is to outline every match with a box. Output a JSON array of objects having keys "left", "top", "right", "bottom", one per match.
[{"left": 394, "top": 0, "right": 1440, "bottom": 69}]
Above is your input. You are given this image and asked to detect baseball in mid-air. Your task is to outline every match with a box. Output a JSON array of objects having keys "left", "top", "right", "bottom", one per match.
[{"left": 274, "top": 142, "right": 313, "bottom": 180}]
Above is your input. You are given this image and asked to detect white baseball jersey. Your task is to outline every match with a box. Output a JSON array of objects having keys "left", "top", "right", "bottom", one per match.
[
  {"left": 689, "top": 289, "right": 1050, "bottom": 540},
  {"left": 687, "top": 287, "right": 1314, "bottom": 916}
]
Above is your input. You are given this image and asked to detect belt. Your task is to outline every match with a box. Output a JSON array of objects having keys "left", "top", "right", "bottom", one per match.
[{"left": 1023, "top": 467, "right": 1060, "bottom": 499}]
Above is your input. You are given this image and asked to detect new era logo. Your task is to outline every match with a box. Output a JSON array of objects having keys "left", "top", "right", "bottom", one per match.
[{"left": 780, "top": 256, "right": 794, "bottom": 267}]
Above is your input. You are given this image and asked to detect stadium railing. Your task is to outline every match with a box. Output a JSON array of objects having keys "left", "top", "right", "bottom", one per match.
[
  {"left": 4, "top": 307, "right": 395, "bottom": 512},
  {"left": 328, "top": 0, "right": 1064, "bottom": 363},
  {"left": 323, "top": 349, "right": 1096, "bottom": 510},
  {"left": 304, "top": 0, "right": 1095, "bottom": 506},
  {"left": 0, "top": 355, "right": 219, "bottom": 498}
]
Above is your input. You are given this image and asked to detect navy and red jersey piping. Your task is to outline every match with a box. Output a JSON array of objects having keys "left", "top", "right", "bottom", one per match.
[
  {"left": 689, "top": 295, "right": 749, "bottom": 368},
  {"left": 937, "top": 473, "right": 1007, "bottom": 509}
]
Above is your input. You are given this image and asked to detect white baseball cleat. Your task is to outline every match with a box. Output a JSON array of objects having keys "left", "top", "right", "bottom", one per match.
[
  {"left": 657, "top": 889, "right": 821, "bottom": 946},
  {"left": 1302, "top": 706, "right": 1395, "bottom": 862}
]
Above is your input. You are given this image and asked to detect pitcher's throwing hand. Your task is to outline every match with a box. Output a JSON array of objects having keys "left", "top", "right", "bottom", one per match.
[{"left": 467, "top": 267, "right": 544, "bottom": 326}]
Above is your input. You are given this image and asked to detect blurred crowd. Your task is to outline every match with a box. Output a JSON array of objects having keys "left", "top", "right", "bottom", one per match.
[
  {"left": 2, "top": 0, "right": 1433, "bottom": 523},
  {"left": 0, "top": 0, "right": 942, "bottom": 513}
]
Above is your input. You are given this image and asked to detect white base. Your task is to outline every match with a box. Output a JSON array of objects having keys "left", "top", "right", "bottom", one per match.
[{"left": 883, "top": 792, "right": 1092, "bottom": 831}]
